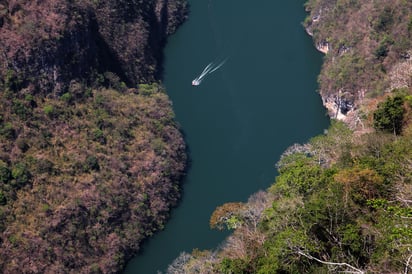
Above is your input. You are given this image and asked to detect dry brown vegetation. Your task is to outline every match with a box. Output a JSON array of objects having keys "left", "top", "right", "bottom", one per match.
[
  {"left": 304, "top": 0, "right": 412, "bottom": 128},
  {"left": 0, "top": 0, "right": 188, "bottom": 94},
  {"left": 0, "top": 0, "right": 189, "bottom": 272},
  {"left": 0, "top": 85, "right": 186, "bottom": 273}
]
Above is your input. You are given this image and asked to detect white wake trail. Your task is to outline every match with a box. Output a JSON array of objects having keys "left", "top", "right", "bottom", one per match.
[
  {"left": 197, "top": 62, "right": 215, "bottom": 80},
  {"left": 208, "top": 59, "right": 227, "bottom": 74},
  {"left": 201, "top": 62, "right": 215, "bottom": 75},
  {"left": 192, "top": 58, "right": 227, "bottom": 86}
]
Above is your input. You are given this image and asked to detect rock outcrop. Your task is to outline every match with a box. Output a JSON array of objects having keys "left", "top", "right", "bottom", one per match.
[
  {"left": 0, "top": 0, "right": 188, "bottom": 94},
  {"left": 304, "top": 0, "right": 412, "bottom": 130}
]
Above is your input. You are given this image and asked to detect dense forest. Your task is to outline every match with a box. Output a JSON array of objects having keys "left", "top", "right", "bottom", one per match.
[
  {"left": 0, "top": 0, "right": 188, "bottom": 273},
  {"left": 167, "top": 1, "right": 412, "bottom": 273}
]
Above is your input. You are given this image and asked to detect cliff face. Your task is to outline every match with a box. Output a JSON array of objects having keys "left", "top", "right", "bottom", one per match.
[
  {"left": 0, "top": 0, "right": 188, "bottom": 273},
  {"left": 303, "top": 0, "right": 412, "bottom": 130},
  {"left": 0, "top": 0, "right": 188, "bottom": 94}
]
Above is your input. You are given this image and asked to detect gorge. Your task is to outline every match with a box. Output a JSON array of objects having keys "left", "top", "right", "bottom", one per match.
[
  {"left": 1, "top": 0, "right": 410, "bottom": 273},
  {"left": 125, "top": 1, "right": 329, "bottom": 273}
]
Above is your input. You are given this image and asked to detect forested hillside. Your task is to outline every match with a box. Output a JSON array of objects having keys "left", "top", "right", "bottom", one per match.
[
  {"left": 170, "top": 113, "right": 412, "bottom": 273},
  {"left": 167, "top": 1, "right": 412, "bottom": 273},
  {"left": 0, "top": 0, "right": 188, "bottom": 273},
  {"left": 305, "top": 0, "right": 412, "bottom": 128},
  {"left": 0, "top": 0, "right": 187, "bottom": 92},
  {"left": 0, "top": 84, "right": 186, "bottom": 273}
]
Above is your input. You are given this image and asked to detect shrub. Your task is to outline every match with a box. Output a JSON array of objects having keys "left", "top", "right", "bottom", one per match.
[
  {"left": 11, "top": 163, "right": 31, "bottom": 188},
  {"left": 0, "top": 191, "right": 6, "bottom": 205},
  {"left": 4, "top": 69, "right": 22, "bottom": 92},
  {"left": 374, "top": 7, "right": 394, "bottom": 33},
  {"left": 60, "top": 92, "right": 73, "bottom": 103},
  {"left": 84, "top": 156, "right": 100, "bottom": 172},
  {"left": 43, "top": 105, "right": 56, "bottom": 118},
  {"left": 92, "top": 129, "right": 106, "bottom": 144},
  {"left": 138, "top": 83, "right": 161, "bottom": 96},
  {"left": 35, "top": 159, "right": 54, "bottom": 174},
  {"left": 12, "top": 99, "right": 31, "bottom": 119},
  {"left": 16, "top": 138, "right": 29, "bottom": 152},
  {"left": 0, "top": 123, "right": 16, "bottom": 140},
  {"left": 0, "top": 162, "right": 11, "bottom": 184}
]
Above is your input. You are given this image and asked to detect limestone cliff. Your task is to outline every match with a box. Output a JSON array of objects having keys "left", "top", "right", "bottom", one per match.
[
  {"left": 0, "top": 0, "right": 188, "bottom": 94},
  {"left": 304, "top": 0, "right": 412, "bottom": 130}
]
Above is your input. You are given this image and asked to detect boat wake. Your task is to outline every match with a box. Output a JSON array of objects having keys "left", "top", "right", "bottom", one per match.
[{"left": 192, "top": 58, "right": 227, "bottom": 86}]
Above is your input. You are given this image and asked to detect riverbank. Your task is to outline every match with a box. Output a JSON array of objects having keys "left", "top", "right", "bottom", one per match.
[
  {"left": 123, "top": 1, "right": 330, "bottom": 273},
  {"left": 162, "top": 1, "right": 412, "bottom": 273}
]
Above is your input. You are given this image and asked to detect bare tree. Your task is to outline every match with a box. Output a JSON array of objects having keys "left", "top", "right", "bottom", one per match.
[
  {"left": 167, "top": 252, "right": 193, "bottom": 274},
  {"left": 296, "top": 250, "right": 365, "bottom": 274},
  {"left": 405, "top": 253, "right": 412, "bottom": 274}
]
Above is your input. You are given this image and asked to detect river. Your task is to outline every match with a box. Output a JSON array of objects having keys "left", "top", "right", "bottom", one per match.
[{"left": 124, "top": 1, "right": 329, "bottom": 273}]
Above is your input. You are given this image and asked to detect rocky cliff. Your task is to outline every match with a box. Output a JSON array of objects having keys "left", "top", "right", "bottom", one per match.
[
  {"left": 0, "top": 0, "right": 188, "bottom": 94},
  {"left": 303, "top": 0, "right": 412, "bottom": 130}
]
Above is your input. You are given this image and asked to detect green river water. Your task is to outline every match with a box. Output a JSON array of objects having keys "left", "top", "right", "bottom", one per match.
[{"left": 125, "top": 1, "right": 329, "bottom": 273}]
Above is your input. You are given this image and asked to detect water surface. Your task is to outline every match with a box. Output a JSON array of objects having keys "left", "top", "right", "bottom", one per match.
[{"left": 125, "top": 1, "right": 329, "bottom": 273}]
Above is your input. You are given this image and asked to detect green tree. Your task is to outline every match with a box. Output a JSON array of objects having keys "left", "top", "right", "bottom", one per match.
[
  {"left": 0, "top": 161, "right": 11, "bottom": 184},
  {"left": 11, "top": 163, "right": 31, "bottom": 188},
  {"left": 0, "top": 191, "right": 6, "bottom": 205},
  {"left": 84, "top": 156, "right": 100, "bottom": 172},
  {"left": 0, "top": 123, "right": 16, "bottom": 140},
  {"left": 373, "top": 95, "right": 405, "bottom": 135},
  {"left": 43, "top": 105, "right": 56, "bottom": 118}
]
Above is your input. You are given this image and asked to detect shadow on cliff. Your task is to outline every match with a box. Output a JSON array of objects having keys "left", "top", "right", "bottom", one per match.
[
  {"left": 90, "top": 16, "right": 130, "bottom": 87},
  {"left": 148, "top": 0, "right": 169, "bottom": 82}
]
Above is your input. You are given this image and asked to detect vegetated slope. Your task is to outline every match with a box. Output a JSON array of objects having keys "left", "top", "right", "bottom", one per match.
[
  {"left": 169, "top": 97, "right": 412, "bottom": 273},
  {"left": 0, "top": 0, "right": 187, "bottom": 93},
  {"left": 0, "top": 0, "right": 188, "bottom": 273},
  {"left": 0, "top": 85, "right": 186, "bottom": 273},
  {"left": 304, "top": 0, "right": 412, "bottom": 128},
  {"left": 165, "top": 1, "right": 412, "bottom": 273}
]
